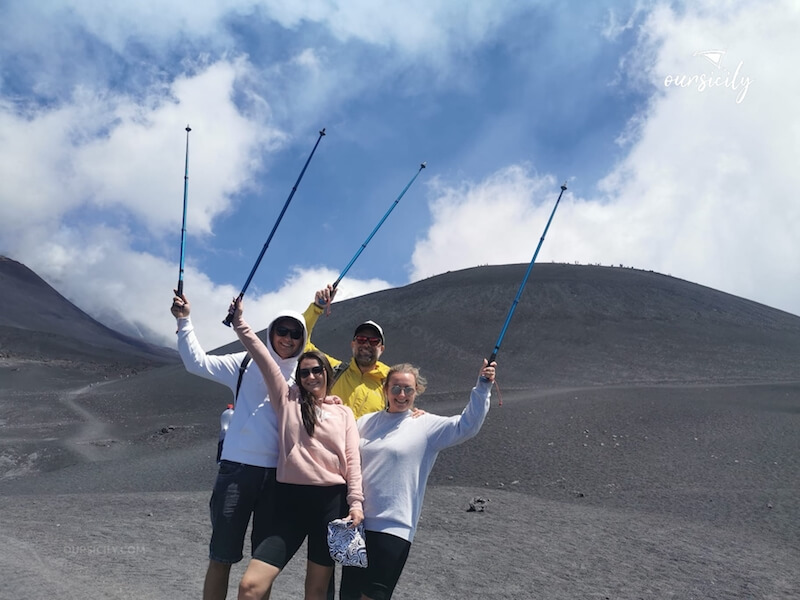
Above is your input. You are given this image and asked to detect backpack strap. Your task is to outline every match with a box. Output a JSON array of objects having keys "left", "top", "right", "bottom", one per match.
[
  {"left": 331, "top": 359, "right": 350, "bottom": 387},
  {"left": 234, "top": 354, "right": 252, "bottom": 408}
]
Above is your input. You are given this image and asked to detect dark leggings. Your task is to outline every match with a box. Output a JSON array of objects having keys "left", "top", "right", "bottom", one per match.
[
  {"left": 252, "top": 482, "right": 348, "bottom": 568},
  {"left": 340, "top": 530, "right": 411, "bottom": 600}
]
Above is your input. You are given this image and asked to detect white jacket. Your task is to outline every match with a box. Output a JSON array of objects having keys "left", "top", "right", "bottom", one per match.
[{"left": 176, "top": 310, "right": 308, "bottom": 468}]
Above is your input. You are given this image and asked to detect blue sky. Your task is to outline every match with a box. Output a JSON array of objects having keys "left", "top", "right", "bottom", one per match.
[{"left": 1, "top": 1, "right": 798, "bottom": 350}]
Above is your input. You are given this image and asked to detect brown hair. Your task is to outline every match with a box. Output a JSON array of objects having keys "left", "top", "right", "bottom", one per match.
[{"left": 295, "top": 350, "right": 334, "bottom": 436}]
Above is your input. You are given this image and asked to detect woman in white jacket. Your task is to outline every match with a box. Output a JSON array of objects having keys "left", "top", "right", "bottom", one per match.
[
  {"left": 171, "top": 291, "right": 307, "bottom": 600},
  {"left": 340, "top": 359, "right": 496, "bottom": 600}
]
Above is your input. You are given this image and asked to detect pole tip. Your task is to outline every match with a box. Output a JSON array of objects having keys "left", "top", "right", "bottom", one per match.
[
  {"left": 319, "top": 128, "right": 326, "bottom": 136},
  {"left": 561, "top": 181, "right": 567, "bottom": 191},
  {"left": 186, "top": 124, "right": 192, "bottom": 132},
  {"left": 420, "top": 162, "right": 427, "bottom": 169}
]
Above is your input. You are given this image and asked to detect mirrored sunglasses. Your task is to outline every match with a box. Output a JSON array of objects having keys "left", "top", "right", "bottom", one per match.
[
  {"left": 299, "top": 365, "right": 325, "bottom": 378},
  {"left": 354, "top": 335, "right": 381, "bottom": 346},
  {"left": 275, "top": 326, "right": 302, "bottom": 340},
  {"left": 390, "top": 385, "right": 415, "bottom": 396}
]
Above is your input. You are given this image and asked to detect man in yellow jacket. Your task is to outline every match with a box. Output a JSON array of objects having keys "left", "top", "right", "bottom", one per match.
[{"left": 302, "top": 285, "right": 390, "bottom": 418}]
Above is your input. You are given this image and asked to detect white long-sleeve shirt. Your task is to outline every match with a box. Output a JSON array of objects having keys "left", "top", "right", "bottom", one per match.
[
  {"left": 176, "top": 310, "right": 307, "bottom": 468},
  {"left": 356, "top": 377, "right": 492, "bottom": 542}
]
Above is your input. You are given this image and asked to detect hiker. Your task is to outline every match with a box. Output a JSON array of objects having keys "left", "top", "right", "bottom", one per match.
[
  {"left": 302, "top": 284, "right": 390, "bottom": 418},
  {"left": 171, "top": 291, "right": 307, "bottom": 600},
  {"left": 340, "top": 359, "right": 497, "bottom": 600},
  {"left": 229, "top": 296, "right": 364, "bottom": 600}
]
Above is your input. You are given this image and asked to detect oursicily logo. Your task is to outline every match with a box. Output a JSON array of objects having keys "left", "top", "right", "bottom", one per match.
[{"left": 663, "top": 49, "right": 753, "bottom": 104}]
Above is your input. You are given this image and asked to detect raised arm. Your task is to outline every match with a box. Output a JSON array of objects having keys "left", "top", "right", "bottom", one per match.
[
  {"left": 302, "top": 284, "right": 343, "bottom": 368},
  {"left": 428, "top": 359, "right": 496, "bottom": 451},
  {"left": 171, "top": 291, "right": 245, "bottom": 386},
  {"left": 230, "top": 297, "right": 289, "bottom": 405},
  {"left": 303, "top": 284, "right": 336, "bottom": 338}
]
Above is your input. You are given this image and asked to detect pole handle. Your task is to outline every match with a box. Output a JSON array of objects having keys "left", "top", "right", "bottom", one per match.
[
  {"left": 479, "top": 355, "right": 498, "bottom": 382},
  {"left": 222, "top": 293, "right": 243, "bottom": 327}
]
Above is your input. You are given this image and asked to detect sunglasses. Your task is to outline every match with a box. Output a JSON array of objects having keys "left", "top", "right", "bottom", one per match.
[
  {"left": 390, "top": 385, "right": 416, "bottom": 396},
  {"left": 354, "top": 335, "right": 382, "bottom": 347},
  {"left": 275, "top": 326, "right": 302, "bottom": 340},
  {"left": 299, "top": 365, "right": 325, "bottom": 379}
]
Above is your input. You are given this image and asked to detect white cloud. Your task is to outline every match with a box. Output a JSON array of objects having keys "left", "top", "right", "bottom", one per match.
[
  {"left": 603, "top": 0, "right": 800, "bottom": 312},
  {"left": 0, "top": 101, "right": 81, "bottom": 230},
  {"left": 410, "top": 167, "right": 564, "bottom": 280},
  {"left": 1, "top": 2, "right": 436, "bottom": 349},
  {"left": 0, "top": 58, "right": 290, "bottom": 348},
  {"left": 292, "top": 48, "right": 323, "bottom": 72},
  {"left": 602, "top": 2, "right": 648, "bottom": 41},
  {"left": 19, "top": 1, "right": 523, "bottom": 66},
  {"left": 0, "top": 59, "right": 278, "bottom": 236},
  {"left": 411, "top": 0, "right": 800, "bottom": 316},
  {"left": 259, "top": 0, "right": 521, "bottom": 56},
  {"left": 72, "top": 58, "right": 281, "bottom": 235},
  {"left": 32, "top": 0, "right": 241, "bottom": 52}
]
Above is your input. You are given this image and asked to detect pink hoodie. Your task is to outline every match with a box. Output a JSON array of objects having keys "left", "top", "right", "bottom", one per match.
[{"left": 234, "top": 316, "right": 363, "bottom": 512}]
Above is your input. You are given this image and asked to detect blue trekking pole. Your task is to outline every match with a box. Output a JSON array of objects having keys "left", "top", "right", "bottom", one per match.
[
  {"left": 223, "top": 128, "right": 327, "bottom": 326},
  {"left": 176, "top": 124, "right": 191, "bottom": 296},
  {"left": 487, "top": 181, "right": 567, "bottom": 364},
  {"left": 331, "top": 162, "right": 426, "bottom": 290}
]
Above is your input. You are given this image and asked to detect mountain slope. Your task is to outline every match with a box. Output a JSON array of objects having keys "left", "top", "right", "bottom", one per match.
[
  {"left": 0, "top": 255, "right": 176, "bottom": 370},
  {"left": 291, "top": 263, "right": 800, "bottom": 391},
  {"left": 2, "top": 262, "right": 799, "bottom": 492}
]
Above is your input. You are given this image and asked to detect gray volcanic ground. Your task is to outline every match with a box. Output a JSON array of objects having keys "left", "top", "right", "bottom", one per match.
[{"left": 1, "top": 257, "right": 799, "bottom": 599}]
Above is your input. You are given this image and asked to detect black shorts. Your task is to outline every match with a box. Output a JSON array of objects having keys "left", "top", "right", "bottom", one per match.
[
  {"left": 253, "top": 482, "right": 349, "bottom": 569},
  {"left": 340, "top": 530, "right": 411, "bottom": 600},
  {"left": 208, "top": 461, "right": 277, "bottom": 564}
]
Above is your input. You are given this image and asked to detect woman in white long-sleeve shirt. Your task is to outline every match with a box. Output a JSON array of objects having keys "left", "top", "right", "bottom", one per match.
[
  {"left": 340, "top": 359, "right": 497, "bottom": 600},
  {"left": 171, "top": 291, "right": 308, "bottom": 600}
]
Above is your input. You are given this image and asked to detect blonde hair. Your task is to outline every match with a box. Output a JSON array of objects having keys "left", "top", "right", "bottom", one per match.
[{"left": 385, "top": 363, "right": 427, "bottom": 395}]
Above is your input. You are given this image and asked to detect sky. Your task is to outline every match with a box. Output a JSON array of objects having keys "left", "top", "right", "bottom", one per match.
[{"left": 1, "top": 0, "right": 798, "bottom": 351}]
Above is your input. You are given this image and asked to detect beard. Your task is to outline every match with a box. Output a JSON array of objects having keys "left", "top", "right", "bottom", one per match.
[{"left": 354, "top": 345, "right": 379, "bottom": 368}]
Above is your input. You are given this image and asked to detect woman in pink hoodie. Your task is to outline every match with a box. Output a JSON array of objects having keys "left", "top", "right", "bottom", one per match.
[{"left": 231, "top": 297, "right": 363, "bottom": 600}]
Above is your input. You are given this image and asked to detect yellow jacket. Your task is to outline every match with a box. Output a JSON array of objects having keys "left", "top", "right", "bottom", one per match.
[{"left": 303, "top": 302, "right": 390, "bottom": 419}]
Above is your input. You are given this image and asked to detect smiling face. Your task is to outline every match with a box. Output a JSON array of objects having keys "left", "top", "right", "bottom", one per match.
[
  {"left": 351, "top": 326, "right": 384, "bottom": 369},
  {"left": 385, "top": 371, "right": 417, "bottom": 413},
  {"left": 298, "top": 357, "right": 327, "bottom": 399},
  {"left": 270, "top": 317, "right": 303, "bottom": 359}
]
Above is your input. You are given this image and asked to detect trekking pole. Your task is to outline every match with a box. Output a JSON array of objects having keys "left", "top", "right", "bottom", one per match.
[
  {"left": 223, "top": 128, "right": 327, "bottom": 326},
  {"left": 176, "top": 125, "right": 191, "bottom": 296},
  {"left": 331, "top": 162, "right": 426, "bottom": 290},
  {"left": 486, "top": 182, "right": 567, "bottom": 364}
]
